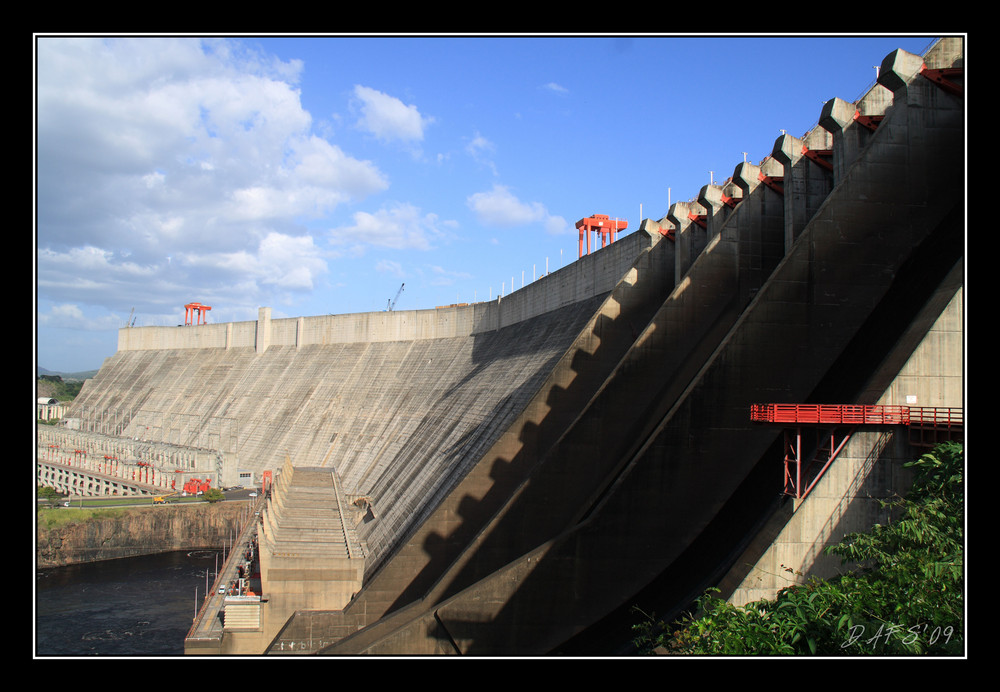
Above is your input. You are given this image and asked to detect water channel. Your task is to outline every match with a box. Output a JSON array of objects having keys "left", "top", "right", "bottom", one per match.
[{"left": 35, "top": 550, "right": 222, "bottom": 656}]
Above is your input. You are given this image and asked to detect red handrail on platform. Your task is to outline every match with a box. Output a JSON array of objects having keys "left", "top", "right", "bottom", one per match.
[
  {"left": 750, "top": 403, "right": 962, "bottom": 429},
  {"left": 751, "top": 403, "right": 962, "bottom": 501}
]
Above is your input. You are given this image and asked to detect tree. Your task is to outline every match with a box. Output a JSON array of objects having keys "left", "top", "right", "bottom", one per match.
[
  {"left": 37, "top": 485, "right": 64, "bottom": 500},
  {"left": 632, "top": 441, "right": 964, "bottom": 655},
  {"left": 202, "top": 487, "right": 226, "bottom": 503}
]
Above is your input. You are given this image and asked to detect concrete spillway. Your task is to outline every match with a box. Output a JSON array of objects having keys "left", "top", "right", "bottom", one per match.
[{"left": 66, "top": 39, "right": 963, "bottom": 655}]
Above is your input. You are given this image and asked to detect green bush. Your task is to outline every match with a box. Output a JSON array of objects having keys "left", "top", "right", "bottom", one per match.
[
  {"left": 202, "top": 488, "right": 226, "bottom": 503},
  {"left": 37, "top": 486, "right": 65, "bottom": 500},
  {"left": 633, "top": 441, "right": 964, "bottom": 655}
]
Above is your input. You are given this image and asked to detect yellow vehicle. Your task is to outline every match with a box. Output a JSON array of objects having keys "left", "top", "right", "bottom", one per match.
[{"left": 152, "top": 491, "right": 178, "bottom": 505}]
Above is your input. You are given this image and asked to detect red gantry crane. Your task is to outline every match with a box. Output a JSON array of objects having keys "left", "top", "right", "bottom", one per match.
[
  {"left": 184, "top": 302, "right": 212, "bottom": 325},
  {"left": 576, "top": 214, "right": 627, "bottom": 258}
]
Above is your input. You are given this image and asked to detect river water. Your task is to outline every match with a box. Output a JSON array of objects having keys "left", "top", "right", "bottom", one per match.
[{"left": 35, "top": 549, "right": 223, "bottom": 657}]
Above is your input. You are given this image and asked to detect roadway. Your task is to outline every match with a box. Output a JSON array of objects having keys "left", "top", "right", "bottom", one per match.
[
  {"left": 40, "top": 487, "right": 260, "bottom": 509},
  {"left": 186, "top": 493, "right": 266, "bottom": 644}
]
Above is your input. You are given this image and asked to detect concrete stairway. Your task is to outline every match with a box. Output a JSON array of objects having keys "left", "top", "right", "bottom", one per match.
[{"left": 260, "top": 463, "right": 361, "bottom": 561}]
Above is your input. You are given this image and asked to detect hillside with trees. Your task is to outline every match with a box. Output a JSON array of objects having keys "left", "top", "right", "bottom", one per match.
[{"left": 37, "top": 374, "right": 87, "bottom": 401}]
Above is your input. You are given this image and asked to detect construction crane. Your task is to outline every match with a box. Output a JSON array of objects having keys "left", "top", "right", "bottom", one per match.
[{"left": 386, "top": 283, "right": 405, "bottom": 311}]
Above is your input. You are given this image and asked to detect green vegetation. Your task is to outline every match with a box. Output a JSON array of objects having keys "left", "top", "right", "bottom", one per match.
[
  {"left": 632, "top": 441, "right": 964, "bottom": 656},
  {"left": 37, "top": 486, "right": 65, "bottom": 502},
  {"left": 202, "top": 487, "right": 226, "bottom": 503},
  {"left": 37, "top": 506, "right": 129, "bottom": 529},
  {"left": 38, "top": 374, "right": 85, "bottom": 401}
]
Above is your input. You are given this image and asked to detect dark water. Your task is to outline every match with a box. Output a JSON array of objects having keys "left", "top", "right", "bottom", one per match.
[{"left": 35, "top": 549, "right": 222, "bottom": 657}]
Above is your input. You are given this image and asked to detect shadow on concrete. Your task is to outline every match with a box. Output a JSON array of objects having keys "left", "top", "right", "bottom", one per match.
[
  {"left": 306, "top": 242, "right": 674, "bottom": 653},
  {"left": 450, "top": 209, "right": 964, "bottom": 656},
  {"left": 385, "top": 254, "right": 671, "bottom": 614}
]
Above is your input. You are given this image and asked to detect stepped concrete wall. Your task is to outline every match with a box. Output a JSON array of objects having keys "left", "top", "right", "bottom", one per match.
[
  {"left": 267, "top": 231, "right": 679, "bottom": 653},
  {"left": 314, "top": 38, "right": 963, "bottom": 655},
  {"left": 254, "top": 460, "right": 365, "bottom": 648}
]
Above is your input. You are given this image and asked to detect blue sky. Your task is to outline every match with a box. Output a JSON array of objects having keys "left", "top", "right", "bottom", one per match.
[{"left": 35, "top": 34, "right": 940, "bottom": 373}]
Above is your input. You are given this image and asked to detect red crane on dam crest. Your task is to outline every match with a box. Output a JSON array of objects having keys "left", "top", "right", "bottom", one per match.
[
  {"left": 576, "top": 214, "right": 627, "bottom": 258},
  {"left": 184, "top": 302, "right": 212, "bottom": 325}
]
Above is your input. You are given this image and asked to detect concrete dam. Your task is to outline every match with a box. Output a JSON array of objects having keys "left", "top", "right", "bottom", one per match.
[{"left": 55, "top": 39, "right": 963, "bottom": 655}]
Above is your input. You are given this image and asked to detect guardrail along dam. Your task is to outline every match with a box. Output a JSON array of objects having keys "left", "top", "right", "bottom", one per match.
[{"left": 51, "top": 38, "right": 964, "bottom": 655}]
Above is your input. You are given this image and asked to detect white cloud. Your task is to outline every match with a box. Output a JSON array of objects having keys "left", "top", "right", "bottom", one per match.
[
  {"left": 37, "top": 303, "right": 123, "bottom": 331},
  {"left": 543, "top": 82, "right": 569, "bottom": 94},
  {"left": 291, "top": 136, "right": 387, "bottom": 196},
  {"left": 352, "top": 85, "right": 433, "bottom": 143},
  {"left": 428, "top": 265, "right": 472, "bottom": 287},
  {"left": 37, "top": 246, "right": 159, "bottom": 304},
  {"left": 465, "top": 131, "right": 495, "bottom": 158},
  {"left": 36, "top": 37, "right": 386, "bottom": 322},
  {"left": 181, "top": 232, "right": 327, "bottom": 291},
  {"left": 466, "top": 184, "right": 568, "bottom": 233},
  {"left": 330, "top": 203, "right": 449, "bottom": 251},
  {"left": 465, "top": 130, "right": 498, "bottom": 175},
  {"left": 375, "top": 259, "right": 405, "bottom": 278}
]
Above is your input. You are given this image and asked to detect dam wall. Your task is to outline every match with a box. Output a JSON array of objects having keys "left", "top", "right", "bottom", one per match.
[
  {"left": 308, "top": 38, "right": 963, "bottom": 655},
  {"left": 69, "top": 226, "right": 670, "bottom": 580},
  {"left": 114, "top": 228, "right": 657, "bottom": 353},
  {"left": 60, "top": 36, "right": 963, "bottom": 655}
]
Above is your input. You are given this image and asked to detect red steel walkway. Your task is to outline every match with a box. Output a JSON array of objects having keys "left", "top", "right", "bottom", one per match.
[{"left": 750, "top": 404, "right": 963, "bottom": 499}]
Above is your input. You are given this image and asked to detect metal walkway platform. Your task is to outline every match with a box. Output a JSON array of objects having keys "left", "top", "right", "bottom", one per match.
[{"left": 751, "top": 404, "right": 963, "bottom": 499}]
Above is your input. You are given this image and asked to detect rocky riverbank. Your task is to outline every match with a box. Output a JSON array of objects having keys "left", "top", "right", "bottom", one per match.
[{"left": 37, "top": 501, "right": 249, "bottom": 568}]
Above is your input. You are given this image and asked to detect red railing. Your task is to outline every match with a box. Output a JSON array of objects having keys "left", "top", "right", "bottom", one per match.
[
  {"left": 907, "top": 406, "right": 963, "bottom": 428},
  {"left": 752, "top": 403, "right": 962, "bottom": 500},
  {"left": 751, "top": 403, "right": 962, "bottom": 429}
]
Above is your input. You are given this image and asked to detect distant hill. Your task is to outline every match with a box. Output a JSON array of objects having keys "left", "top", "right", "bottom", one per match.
[{"left": 37, "top": 367, "right": 99, "bottom": 382}]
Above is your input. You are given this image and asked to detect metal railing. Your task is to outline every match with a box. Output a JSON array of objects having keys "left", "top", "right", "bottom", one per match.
[{"left": 751, "top": 403, "right": 962, "bottom": 429}]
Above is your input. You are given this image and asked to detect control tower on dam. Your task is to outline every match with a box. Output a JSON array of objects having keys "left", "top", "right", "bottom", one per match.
[{"left": 65, "top": 38, "right": 963, "bottom": 655}]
